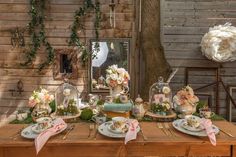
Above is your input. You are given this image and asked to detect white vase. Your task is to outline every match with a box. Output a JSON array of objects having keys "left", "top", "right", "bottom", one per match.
[
  {"left": 175, "top": 103, "right": 196, "bottom": 118},
  {"left": 110, "top": 85, "right": 123, "bottom": 98}
]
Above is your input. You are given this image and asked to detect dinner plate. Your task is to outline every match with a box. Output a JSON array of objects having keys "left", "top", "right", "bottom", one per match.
[
  {"left": 172, "top": 119, "right": 219, "bottom": 137},
  {"left": 98, "top": 121, "right": 140, "bottom": 138},
  {"left": 21, "top": 122, "right": 67, "bottom": 139}
]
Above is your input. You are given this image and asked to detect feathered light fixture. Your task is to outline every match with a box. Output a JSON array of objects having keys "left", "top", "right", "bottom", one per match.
[{"left": 201, "top": 23, "right": 236, "bottom": 62}]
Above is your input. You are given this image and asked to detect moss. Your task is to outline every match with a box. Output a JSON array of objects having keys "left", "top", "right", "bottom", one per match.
[{"left": 80, "top": 108, "right": 93, "bottom": 120}]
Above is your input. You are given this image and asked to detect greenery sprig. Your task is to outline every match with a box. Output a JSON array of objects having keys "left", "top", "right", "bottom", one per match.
[
  {"left": 69, "top": 0, "right": 101, "bottom": 64},
  {"left": 22, "top": 0, "right": 54, "bottom": 71}
]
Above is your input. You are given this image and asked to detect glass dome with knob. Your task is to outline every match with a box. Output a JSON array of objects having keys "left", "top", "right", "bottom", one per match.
[
  {"left": 52, "top": 78, "right": 80, "bottom": 119},
  {"left": 149, "top": 76, "right": 172, "bottom": 115}
]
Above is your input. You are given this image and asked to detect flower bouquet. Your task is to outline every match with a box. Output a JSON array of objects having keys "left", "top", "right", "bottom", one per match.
[
  {"left": 29, "top": 88, "right": 54, "bottom": 121},
  {"left": 173, "top": 85, "right": 199, "bottom": 118},
  {"left": 106, "top": 64, "right": 130, "bottom": 97}
]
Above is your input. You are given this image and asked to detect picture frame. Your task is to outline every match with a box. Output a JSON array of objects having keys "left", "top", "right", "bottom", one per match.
[
  {"left": 53, "top": 48, "right": 78, "bottom": 80},
  {"left": 227, "top": 85, "right": 236, "bottom": 122}
]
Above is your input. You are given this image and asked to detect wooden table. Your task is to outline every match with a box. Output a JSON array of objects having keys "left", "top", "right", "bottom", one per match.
[{"left": 0, "top": 121, "right": 236, "bottom": 157}]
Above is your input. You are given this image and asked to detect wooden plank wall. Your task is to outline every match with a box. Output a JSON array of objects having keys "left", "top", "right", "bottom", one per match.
[
  {"left": 162, "top": 0, "right": 236, "bottom": 119},
  {"left": 0, "top": 0, "right": 135, "bottom": 120}
]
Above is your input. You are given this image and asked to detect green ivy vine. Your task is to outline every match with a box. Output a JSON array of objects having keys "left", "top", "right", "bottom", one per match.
[
  {"left": 68, "top": 0, "right": 101, "bottom": 64},
  {"left": 22, "top": 0, "right": 54, "bottom": 71}
]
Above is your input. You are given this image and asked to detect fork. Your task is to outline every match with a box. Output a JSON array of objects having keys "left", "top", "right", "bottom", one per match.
[
  {"left": 93, "top": 123, "right": 98, "bottom": 140},
  {"left": 62, "top": 124, "right": 75, "bottom": 140},
  {"left": 139, "top": 126, "right": 148, "bottom": 141},
  {"left": 88, "top": 124, "right": 94, "bottom": 139},
  {"left": 157, "top": 123, "right": 169, "bottom": 136},
  {"left": 164, "top": 123, "right": 177, "bottom": 138}
]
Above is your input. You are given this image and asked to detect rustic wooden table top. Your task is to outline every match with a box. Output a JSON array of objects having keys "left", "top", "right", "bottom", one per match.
[{"left": 0, "top": 121, "right": 236, "bottom": 147}]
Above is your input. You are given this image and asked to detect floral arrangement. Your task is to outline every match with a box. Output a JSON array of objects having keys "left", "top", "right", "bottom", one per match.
[
  {"left": 200, "top": 23, "right": 236, "bottom": 62},
  {"left": 106, "top": 64, "right": 130, "bottom": 88},
  {"left": 151, "top": 101, "right": 171, "bottom": 115},
  {"left": 28, "top": 88, "right": 54, "bottom": 108},
  {"left": 173, "top": 86, "right": 199, "bottom": 106}
]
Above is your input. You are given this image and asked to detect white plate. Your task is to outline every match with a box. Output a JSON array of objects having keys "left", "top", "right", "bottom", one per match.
[
  {"left": 180, "top": 120, "right": 204, "bottom": 132},
  {"left": 98, "top": 121, "right": 140, "bottom": 138},
  {"left": 21, "top": 122, "right": 67, "bottom": 139},
  {"left": 172, "top": 119, "right": 219, "bottom": 137}
]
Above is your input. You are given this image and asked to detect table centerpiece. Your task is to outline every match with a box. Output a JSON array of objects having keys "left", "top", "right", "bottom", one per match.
[
  {"left": 29, "top": 88, "right": 55, "bottom": 121},
  {"left": 173, "top": 85, "right": 199, "bottom": 118},
  {"left": 106, "top": 64, "right": 130, "bottom": 97}
]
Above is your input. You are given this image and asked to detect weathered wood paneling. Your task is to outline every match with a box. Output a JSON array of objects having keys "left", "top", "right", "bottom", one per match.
[
  {"left": 162, "top": 0, "right": 236, "bottom": 119},
  {"left": 0, "top": 0, "right": 135, "bottom": 119}
]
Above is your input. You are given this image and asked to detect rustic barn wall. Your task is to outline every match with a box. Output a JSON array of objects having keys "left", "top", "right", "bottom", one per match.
[
  {"left": 162, "top": 0, "right": 236, "bottom": 118},
  {"left": 0, "top": 0, "right": 135, "bottom": 120}
]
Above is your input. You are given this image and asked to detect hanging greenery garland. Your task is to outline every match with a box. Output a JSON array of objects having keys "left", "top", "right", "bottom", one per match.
[
  {"left": 68, "top": 0, "right": 101, "bottom": 64},
  {"left": 22, "top": 0, "right": 54, "bottom": 71}
]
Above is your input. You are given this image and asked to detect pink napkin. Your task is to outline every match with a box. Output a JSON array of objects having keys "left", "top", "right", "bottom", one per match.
[
  {"left": 200, "top": 119, "right": 216, "bottom": 146},
  {"left": 35, "top": 118, "right": 67, "bottom": 154},
  {"left": 125, "top": 119, "right": 139, "bottom": 144}
]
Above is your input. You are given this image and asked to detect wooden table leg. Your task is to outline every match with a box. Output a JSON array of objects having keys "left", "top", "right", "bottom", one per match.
[
  {"left": 233, "top": 145, "right": 236, "bottom": 157},
  {"left": 0, "top": 147, "right": 4, "bottom": 157}
]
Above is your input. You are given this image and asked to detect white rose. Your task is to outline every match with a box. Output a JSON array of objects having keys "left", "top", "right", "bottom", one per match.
[
  {"left": 106, "top": 69, "right": 112, "bottom": 74},
  {"left": 41, "top": 89, "right": 48, "bottom": 94},
  {"left": 38, "top": 93, "right": 45, "bottom": 102},
  {"left": 49, "top": 95, "right": 54, "bottom": 101},
  {"left": 162, "top": 86, "right": 171, "bottom": 94},
  {"left": 63, "top": 89, "right": 71, "bottom": 96},
  {"left": 110, "top": 73, "right": 118, "bottom": 80},
  {"left": 29, "top": 96, "right": 34, "bottom": 101}
]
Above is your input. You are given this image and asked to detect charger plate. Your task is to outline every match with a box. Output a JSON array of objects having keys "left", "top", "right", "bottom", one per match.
[
  {"left": 172, "top": 119, "right": 219, "bottom": 137},
  {"left": 21, "top": 121, "right": 67, "bottom": 139}
]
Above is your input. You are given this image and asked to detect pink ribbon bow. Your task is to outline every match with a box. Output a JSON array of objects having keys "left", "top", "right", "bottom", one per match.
[
  {"left": 35, "top": 118, "right": 67, "bottom": 154},
  {"left": 200, "top": 119, "right": 216, "bottom": 146},
  {"left": 125, "top": 119, "right": 139, "bottom": 144}
]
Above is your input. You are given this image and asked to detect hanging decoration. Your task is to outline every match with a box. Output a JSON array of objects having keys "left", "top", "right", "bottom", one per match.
[
  {"left": 10, "top": 27, "right": 25, "bottom": 48},
  {"left": 109, "top": 0, "right": 116, "bottom": 28},
  {"left": 201, "top": 23, "right": 236, "bottom": 63},
  {"left": 68, "top": 0, "right": 101, "bottom": 64},
  {"left": 22, "top": 0, "right": 54, "bottom": 71}
]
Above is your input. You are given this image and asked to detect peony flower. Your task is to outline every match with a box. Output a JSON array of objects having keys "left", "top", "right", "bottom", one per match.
[{"left": 173, "top": 86, "right": 199, "bottom": 106}]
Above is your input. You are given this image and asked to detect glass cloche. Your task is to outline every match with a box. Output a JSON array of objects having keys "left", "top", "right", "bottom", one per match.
[
  {"left": 149, "top": 77, "right": 172, "bottom": 115},
  {"left": 54, "top": 79, "right": 79, "bottom": 117}
]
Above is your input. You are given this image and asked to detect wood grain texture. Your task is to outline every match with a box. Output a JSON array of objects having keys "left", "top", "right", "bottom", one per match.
[
  {"left": 162, "top": 0, "right": 236, "bottom": 119},
  {"left": 0, "top": 0, "right": 135, "bottom": 120},
  {"left": 140, "top": 0, "right": 171, "bottom": 100},
  {"left": 0, "top": 122, "right": 236, "bottom": 157}
]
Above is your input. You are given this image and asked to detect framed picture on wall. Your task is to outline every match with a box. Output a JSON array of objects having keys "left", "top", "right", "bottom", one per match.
[
  {"left": 227, "top": 85, "right": 236, "bottom": 122},
  {"left": 195, "top": 93, "right": 213, "bottom": 108}
]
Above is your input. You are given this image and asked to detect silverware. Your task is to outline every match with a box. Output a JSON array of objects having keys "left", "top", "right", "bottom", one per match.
[
  {"left": 157, "top": 123, "right": 169, "bottom": 136},
  {"left": 62, "top": 124, "right": 75, "bottom": 140},
  {"left": 220, "top": 128, "right": 235, "bottom": 137},
  {"left": 93, "top": 124, "right": 99, "bottom": 140},
  {"left": 164, "top": 123, "right": 177, "bottom": 138},
  {"left": 139, "top": 126, "right": 148, "bottom": 141},
  {"left": 88, "top": 124, "right": 94, "bottom": 139}
]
